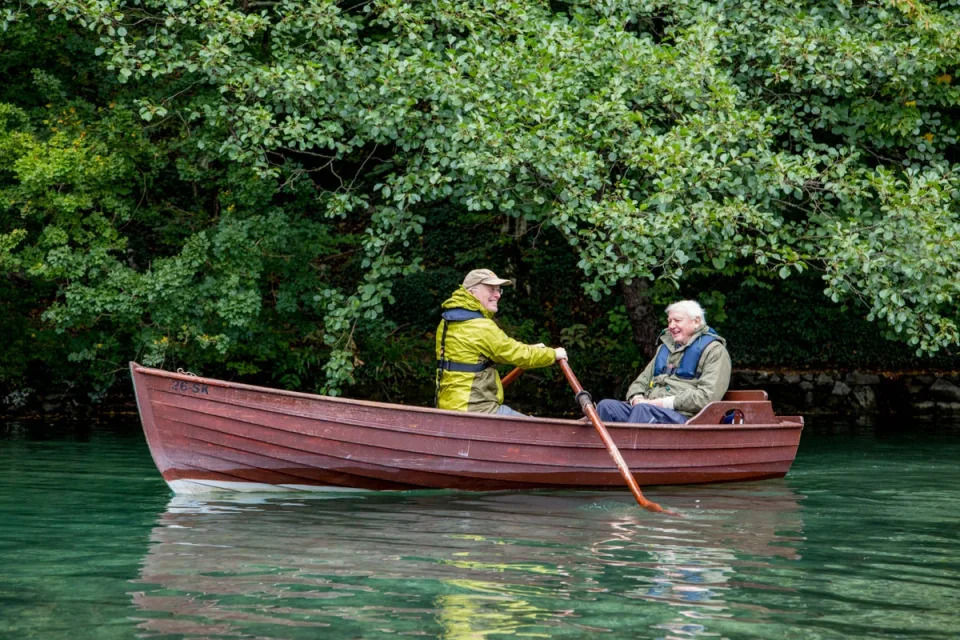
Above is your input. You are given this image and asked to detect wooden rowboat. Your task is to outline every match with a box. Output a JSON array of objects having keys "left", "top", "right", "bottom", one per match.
[{"left": 130, "top": 362, "right": 803, "bottom": 495}]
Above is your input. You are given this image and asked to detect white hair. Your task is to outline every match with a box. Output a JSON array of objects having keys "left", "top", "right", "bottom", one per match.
[{"left": 666, "top": 300, "right": 706, "bottom": 325}]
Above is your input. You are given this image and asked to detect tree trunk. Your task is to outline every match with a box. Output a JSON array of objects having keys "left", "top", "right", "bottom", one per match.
[{"left": 620, "top": 279, "right": 661, "bottom": 360}]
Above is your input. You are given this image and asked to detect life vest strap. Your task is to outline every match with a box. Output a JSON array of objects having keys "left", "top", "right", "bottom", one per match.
[{"left": 436, "top": 359, "right": 495, "bottom": 373}]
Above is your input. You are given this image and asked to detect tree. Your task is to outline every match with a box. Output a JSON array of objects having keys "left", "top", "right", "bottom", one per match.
[{"left": 2, "top": 0, "right": 958, "bottom": 396}]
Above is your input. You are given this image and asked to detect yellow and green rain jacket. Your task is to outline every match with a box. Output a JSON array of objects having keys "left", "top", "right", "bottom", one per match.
[{"left": 435, "top": 286, "right": 556, "bottom": 413}]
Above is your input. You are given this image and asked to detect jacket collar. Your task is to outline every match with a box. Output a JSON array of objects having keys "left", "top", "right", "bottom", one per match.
[
  {"left": 659, "top": 323, "right": 710, "bottom": 352},
  {"left": 441, "top": 286, "right": 495, "bottom": 319}
]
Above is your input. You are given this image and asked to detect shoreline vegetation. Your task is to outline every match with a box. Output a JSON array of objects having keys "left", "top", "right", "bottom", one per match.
[{"left": 2, "top": 2, "right": 958, "bottom": 415}]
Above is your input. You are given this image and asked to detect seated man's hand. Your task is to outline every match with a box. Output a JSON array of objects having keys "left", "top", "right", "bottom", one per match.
[
  {"left": 554, "top": 347, "right": 568, "bottom": 361},
  {"left": 633, "top": 397, "right": 664, "bottom": 408}
]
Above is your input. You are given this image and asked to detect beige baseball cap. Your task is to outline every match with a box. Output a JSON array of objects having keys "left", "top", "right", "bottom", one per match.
[{"left": 462, "top": 268, "right": 514, "bottom": 289}]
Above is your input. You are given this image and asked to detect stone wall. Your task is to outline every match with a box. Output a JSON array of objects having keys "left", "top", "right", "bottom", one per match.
[{"left": 733, "top": 370, "right": 960, "bottom": 417}]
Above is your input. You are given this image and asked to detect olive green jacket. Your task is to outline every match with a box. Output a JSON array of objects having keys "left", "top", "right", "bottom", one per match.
[
  {"left": 625, "top": 324, "right": 731, "bottom": 417},
  {"left": 435, "top": 287, "right": 556, "bottom": 413}
]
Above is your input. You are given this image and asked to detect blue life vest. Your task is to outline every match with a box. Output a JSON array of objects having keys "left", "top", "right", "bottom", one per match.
[{"left": 653, "top": 328, "right": 721, "bottom": 379}]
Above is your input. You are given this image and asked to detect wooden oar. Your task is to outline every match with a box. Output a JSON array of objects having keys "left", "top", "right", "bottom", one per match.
[
  {"left": 557, "top": 359, "right": 677, "bottom": 516},
  {"left": 501, "top": 367, "right": 524, "bottom": 388}
]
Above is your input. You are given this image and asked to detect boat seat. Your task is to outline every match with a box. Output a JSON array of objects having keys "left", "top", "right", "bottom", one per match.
[
  {"left": 722, "top": 390, "right": 768, "bottom": 401},
  {"left": 687, "top": 399, "right": 777, "bottom": 425}
]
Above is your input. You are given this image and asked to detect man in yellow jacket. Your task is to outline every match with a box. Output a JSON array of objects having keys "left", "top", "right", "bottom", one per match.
[{"left": 435, "top": 269, "right": 567, "bottom": 416}]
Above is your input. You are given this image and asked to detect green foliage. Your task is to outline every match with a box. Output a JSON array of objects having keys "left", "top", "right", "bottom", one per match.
[
  {"left": 725, "top": 274, "right": 960, "bottom": 371},
  {"left": 0, "top": 1, "right": 958, "bottom": 403},
  {"left": 0, "top": 14, "right": 349, "bottom": 392}
]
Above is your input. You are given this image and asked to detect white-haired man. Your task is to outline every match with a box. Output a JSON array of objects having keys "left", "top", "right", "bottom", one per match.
[{"left": 596, "top": 300, "right": 731, "bottom": 424}]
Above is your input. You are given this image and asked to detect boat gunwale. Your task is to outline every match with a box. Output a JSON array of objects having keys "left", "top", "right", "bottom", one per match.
[{"left": 132, "top": 363, "right": 803, "bottom": 431}]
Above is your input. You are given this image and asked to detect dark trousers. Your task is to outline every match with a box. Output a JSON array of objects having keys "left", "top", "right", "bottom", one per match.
[{"left": 596, "top": 399, "right": 688, "bottom": 424}]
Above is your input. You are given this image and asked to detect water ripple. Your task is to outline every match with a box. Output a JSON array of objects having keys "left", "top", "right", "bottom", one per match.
[{"left": 2, "top": 425, "right": 959, "bottom": 639}]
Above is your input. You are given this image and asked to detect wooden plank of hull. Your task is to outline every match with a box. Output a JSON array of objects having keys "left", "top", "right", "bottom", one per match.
[
  {"left": 150, "top": 400, "right": 799, "bottom": 484},
  {"left": 152, "top": 395, "right": 801, "bottom": 468},
  {"left": 145, "top": 379, "right": 801, "bottom": 455},
  {"left": 162, "top": 465, "right": 790, "bottom": 493},
  {"left": 152, "top": 416, "right": 798, "bottom": 490},
  {"left": 131, "top": 363, "right": 802, "bottom": 493}
]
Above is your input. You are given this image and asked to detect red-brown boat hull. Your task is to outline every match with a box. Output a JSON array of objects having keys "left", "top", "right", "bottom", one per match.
[{"left": 130, "top": 363, "right": 803, "bottom": 494}]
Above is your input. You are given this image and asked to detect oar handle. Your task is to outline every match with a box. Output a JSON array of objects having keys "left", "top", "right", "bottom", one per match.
[
  {"left": 501, "top": 367, "right": 524, "bottom": 388},
  {"left": 558, "top": 359, "right": 676, "bottom": 516}
]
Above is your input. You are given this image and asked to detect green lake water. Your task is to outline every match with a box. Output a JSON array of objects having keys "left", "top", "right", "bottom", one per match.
[{"left": 1, "top": 414, "right": 958, "bottom": 639}]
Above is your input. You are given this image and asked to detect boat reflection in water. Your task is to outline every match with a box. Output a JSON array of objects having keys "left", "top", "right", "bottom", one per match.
[{"left": 131, "top": 483, "right": 804, "bottom": 638}]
